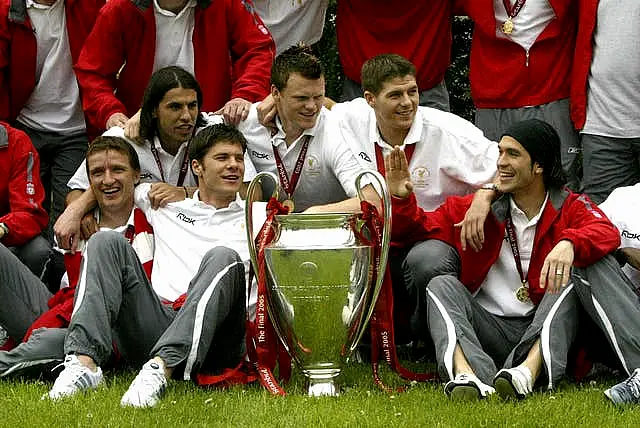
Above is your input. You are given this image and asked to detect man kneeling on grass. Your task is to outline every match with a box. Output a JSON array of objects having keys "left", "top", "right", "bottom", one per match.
[
  {"left": 386, "top": 119, "right": 619, "bottom": 400},
  {"left": 47, "top": 124, "right": 251, "bottom": 407}
]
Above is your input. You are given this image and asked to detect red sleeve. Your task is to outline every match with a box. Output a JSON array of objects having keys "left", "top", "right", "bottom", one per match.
[
  {"left": 391, "top": 193, "right": 456, "bottom": 246},
  {"left": 0, "top": 128, "right": 48, "bottom": 246},
  {"left": 74, "top": 0, "right": 128, "bottom": 130},
  {"left": 558, "top": 194, "right": 621, "bottom": 267},
  {"left": 226, "top": 0, "right": 275, "bottom": 102}
]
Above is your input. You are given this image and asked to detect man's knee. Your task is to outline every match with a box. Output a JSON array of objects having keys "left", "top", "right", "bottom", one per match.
[
  {"left": 404, "top": 240, "right": 459, "bottom": 296},
  {"left": 87, "top": 230, "right": 131, "bottom": 251},
  {"left": 201, "top": 246, "right": 242, "bottom": 266}
]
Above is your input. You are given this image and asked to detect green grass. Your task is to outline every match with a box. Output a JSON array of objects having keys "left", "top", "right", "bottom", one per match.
[{"left": 0, "top": 363, "right": 638, "bottom": 427}]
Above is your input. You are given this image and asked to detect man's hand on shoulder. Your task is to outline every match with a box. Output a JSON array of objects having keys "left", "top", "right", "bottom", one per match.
[
  {"left": 455, "top": 186, "right": 497, "bottom": 252},
  {"left": 148, "top": 183, "right": 187, "bottom": 209},
  {"left": 124, "top": 110, "right": 142, "bottom": 142},
  {"left": 384, "top": 147, "right": 414, "bottom": 199},
  {"left": 106, "top": 112, "right": 129, "bottom": 130},
  {"left": 257, "top": 94, "right": 277, "bottom": 133},
  {"left": 216, "top": 97, "right": 251, "bottom": 126}
]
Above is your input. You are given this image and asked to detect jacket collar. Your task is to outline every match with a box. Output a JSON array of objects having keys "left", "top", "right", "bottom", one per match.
[
  {"left": 491, "top": 186, "right": 570, "bottom": 223},
  {"left": 9, "top": 0, "right": 73, "bottom": 23},
  {"left": 131, "top": 0, "right": 210, "bottom": 12}
]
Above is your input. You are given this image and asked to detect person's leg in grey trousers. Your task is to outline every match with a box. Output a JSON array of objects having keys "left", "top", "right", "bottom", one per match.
[
  {"left": 0, "top": 327, "right": 66, "bottom": 378},
  {"left": 0, "top": 244, "right": 51, "bottom": 341},
  {"left": 503, "top": 284, "right": 579, "bottom": 390},
  {"left": 64, "top": 231, "right": 174, "bottom": 366},
  {"left": 404, "top": 239, "right": 460, "bottom": 341},
  {"left": 151, "top": 246, "right": 246, "bottom": 380},
  {"left": 572, "top": 255, "right": 640, "bottom": 375}
]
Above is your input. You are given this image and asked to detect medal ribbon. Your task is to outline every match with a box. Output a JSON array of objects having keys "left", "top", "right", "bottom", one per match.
[
  {"left": 502, "top": 0, "right": 526, "bottom": 19},
  {"left": 505, "top": 215, "right": 528, "bottom": 287},
  {"left": 272, "top": 135, "right": 311, "bottom": 200},
  {"left": 374, "top": 143, "right": 417, "bottom": 175},
  {"left": 149, "top": 139, "right": 191, "bottom": 187}
]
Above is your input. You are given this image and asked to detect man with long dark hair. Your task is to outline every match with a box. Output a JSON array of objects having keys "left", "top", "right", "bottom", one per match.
[{"left": 55, "top": 66, "right": 256, "bottom": 253}]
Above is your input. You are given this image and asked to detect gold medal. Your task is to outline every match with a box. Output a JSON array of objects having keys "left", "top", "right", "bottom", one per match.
[
  {"left": 282, "top": 199, "right": 295, "bottom": 213},
  {"left": 501, "top": 18, "right": 514, "bottom": 35},
  {"left": 516, "top": 282, "right": 531, "bottom": 303}
]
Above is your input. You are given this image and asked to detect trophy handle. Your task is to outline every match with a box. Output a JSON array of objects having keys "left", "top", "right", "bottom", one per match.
[
  {"left": 355, "top": 170, "right": 391, "bottom": 323},
  {"left": 245, "top": 171, "right": 280, "bottom": 276}
]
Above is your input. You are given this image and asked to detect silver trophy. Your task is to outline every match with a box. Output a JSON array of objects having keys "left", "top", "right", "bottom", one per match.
[{"left": 246, "top": 171, "right": 391, "bottom": 396}]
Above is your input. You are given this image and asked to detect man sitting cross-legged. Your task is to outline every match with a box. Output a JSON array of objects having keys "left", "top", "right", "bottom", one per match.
[
  {"left": 47, "top": 123, "right": 253, "bottom": 408},
  {"left": 0, "top": 135, "right": 153, "bottom": 376},
  {"left": 386, "top": 119, "right": 619, "bottom": 400}
]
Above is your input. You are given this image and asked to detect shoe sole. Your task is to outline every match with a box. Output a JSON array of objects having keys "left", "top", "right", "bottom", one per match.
[
  {"left": 448, "top": 384, "right": 481, "bottom": 401},
  {"left": 494, "top": 374, "right": 523, "bottom": 400}
]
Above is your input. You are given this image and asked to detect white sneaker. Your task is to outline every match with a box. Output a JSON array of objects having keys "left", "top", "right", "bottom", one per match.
[
  {"left": 47, "top": 355, "right": 103, "bottom": 400},
  {"left": 494, "top": 366, "right": 534, "bottom": 400},
  {"left": 444, "top": 373, "right": 495, "bottom": 400},
  {"left": 120, "top": 359, "right": 168, "bottom": 408}
]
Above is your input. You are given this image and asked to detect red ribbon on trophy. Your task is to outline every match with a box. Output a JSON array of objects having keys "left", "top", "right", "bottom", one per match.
[{"left": 356, "top": 200, "right": 439, "bottom": 392}]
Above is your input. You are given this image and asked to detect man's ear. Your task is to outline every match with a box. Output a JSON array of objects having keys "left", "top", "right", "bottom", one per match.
[
  {"left": 133, "top": 170, "right": 141, "bottom": 185},
  {"left": 191, "top": 159, "right": 202, "bottom": 177},
  {"left": 364, "top": 91, "right": 376, "bottom": 107},
  {"left": 533, "top": 162, "right": 543, "bottom": 175}
]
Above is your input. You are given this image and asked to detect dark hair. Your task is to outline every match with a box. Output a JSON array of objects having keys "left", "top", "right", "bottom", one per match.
[
  {"left": 270, "top": 43, "right": 323, "bottom": 91},
  {"left": 189, "top": 124, "right": 248, "bottom": 165},
  {"left": 361, "top": 54, "right": 417, "bottom": 96},
  {"left": 501, "top": 119, "right": 567, "bottom": 190},
  {"left": 86, "top": 136, "right": 141, "bottom": 175},
  {"left": 139, "top": 66, "right": 206, "bottom": 142}
]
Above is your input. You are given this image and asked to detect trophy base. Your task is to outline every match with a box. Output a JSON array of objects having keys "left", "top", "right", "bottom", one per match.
[{"left": 305, "top": 370, "right": 340, "bottom": 397}]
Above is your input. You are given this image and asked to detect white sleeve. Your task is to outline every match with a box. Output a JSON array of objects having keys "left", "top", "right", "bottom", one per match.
[
  {"left": 134, "top": 183, "right": 154, "bottom": 223},
  {"left": 441, "top": 133, "right": 499, "bottom": 188},
  {"left": 67, "top": 159, "right": 90, "bottom": 190},
  {"left": 243, "top": 154, "right": 257, "bottom": 182}
]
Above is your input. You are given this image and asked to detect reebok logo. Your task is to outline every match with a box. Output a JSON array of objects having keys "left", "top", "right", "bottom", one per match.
[
  {"left": 251, "top": 150, "right": 269, "bottom": 160},
  {"left": 177, "top": 212, "right": 196, "bottom": 225},
  {"left": 622, "top": 230, "right": 640, "bottom": 241},
  {"left": 358, "top": 152, "right": 372, "bottom": 162}
]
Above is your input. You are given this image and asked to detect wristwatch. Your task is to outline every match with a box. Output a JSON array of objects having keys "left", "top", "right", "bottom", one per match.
[{"left": 481, "top": 183, "right": 499, "bottom": 192}]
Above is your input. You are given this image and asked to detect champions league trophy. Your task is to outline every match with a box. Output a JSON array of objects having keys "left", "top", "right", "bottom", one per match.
[{"left": 246, "top": 171, "right": 391, "bottom": 396}]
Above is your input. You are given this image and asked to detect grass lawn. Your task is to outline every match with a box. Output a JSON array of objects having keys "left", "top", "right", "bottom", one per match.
[{"left": 0, "top": 362, "right": 638, "bottom": 427}]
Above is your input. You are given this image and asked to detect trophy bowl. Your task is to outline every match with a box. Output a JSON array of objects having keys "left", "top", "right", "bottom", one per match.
[{"left": 246, "top": 171, "right": 390, "bottom": 396}]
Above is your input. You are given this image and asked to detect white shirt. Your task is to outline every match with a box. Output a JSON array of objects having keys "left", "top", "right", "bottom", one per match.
[
  {"left": 332, "top": 98, "right": 498, "bottom": 211},
  {"left": 475, "top": 194, "right": 548, "bottom": 317},
  {"left": 600, "top": 184, "right": 640, "bottom": 287},
  {"left": 253, "top": 0, "right": 329, "bottom": 55},
  {"left": 135, "top": 183, "right": 266, "bottom": 302},
  {"left": 152, "top": 0, "right": 196, "bottom": 74},
  {"left": 494, "top": 0, "right": 556, "bottom": 53},
  {"left": 16, "top": 0, "right": 85, "bottom": 134},
  {"left": 237, "top": 104, "right": 369, "bottom": 212},
  {"left": 67, "top": 126, "right": 257, "bottom": 190}
]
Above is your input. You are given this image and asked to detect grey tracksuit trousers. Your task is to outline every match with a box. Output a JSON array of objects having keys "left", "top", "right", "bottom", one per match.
[{"left": 65, "top": 231, "right": 246, "bottom": 380}]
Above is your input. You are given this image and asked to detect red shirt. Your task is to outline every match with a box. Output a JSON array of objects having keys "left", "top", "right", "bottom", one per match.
[
  {"left": 336, "top": 0, "right": 452, "bottom": 92},
  {"left": 75, "top": 0, "right": 275, "bottom": 132}
]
